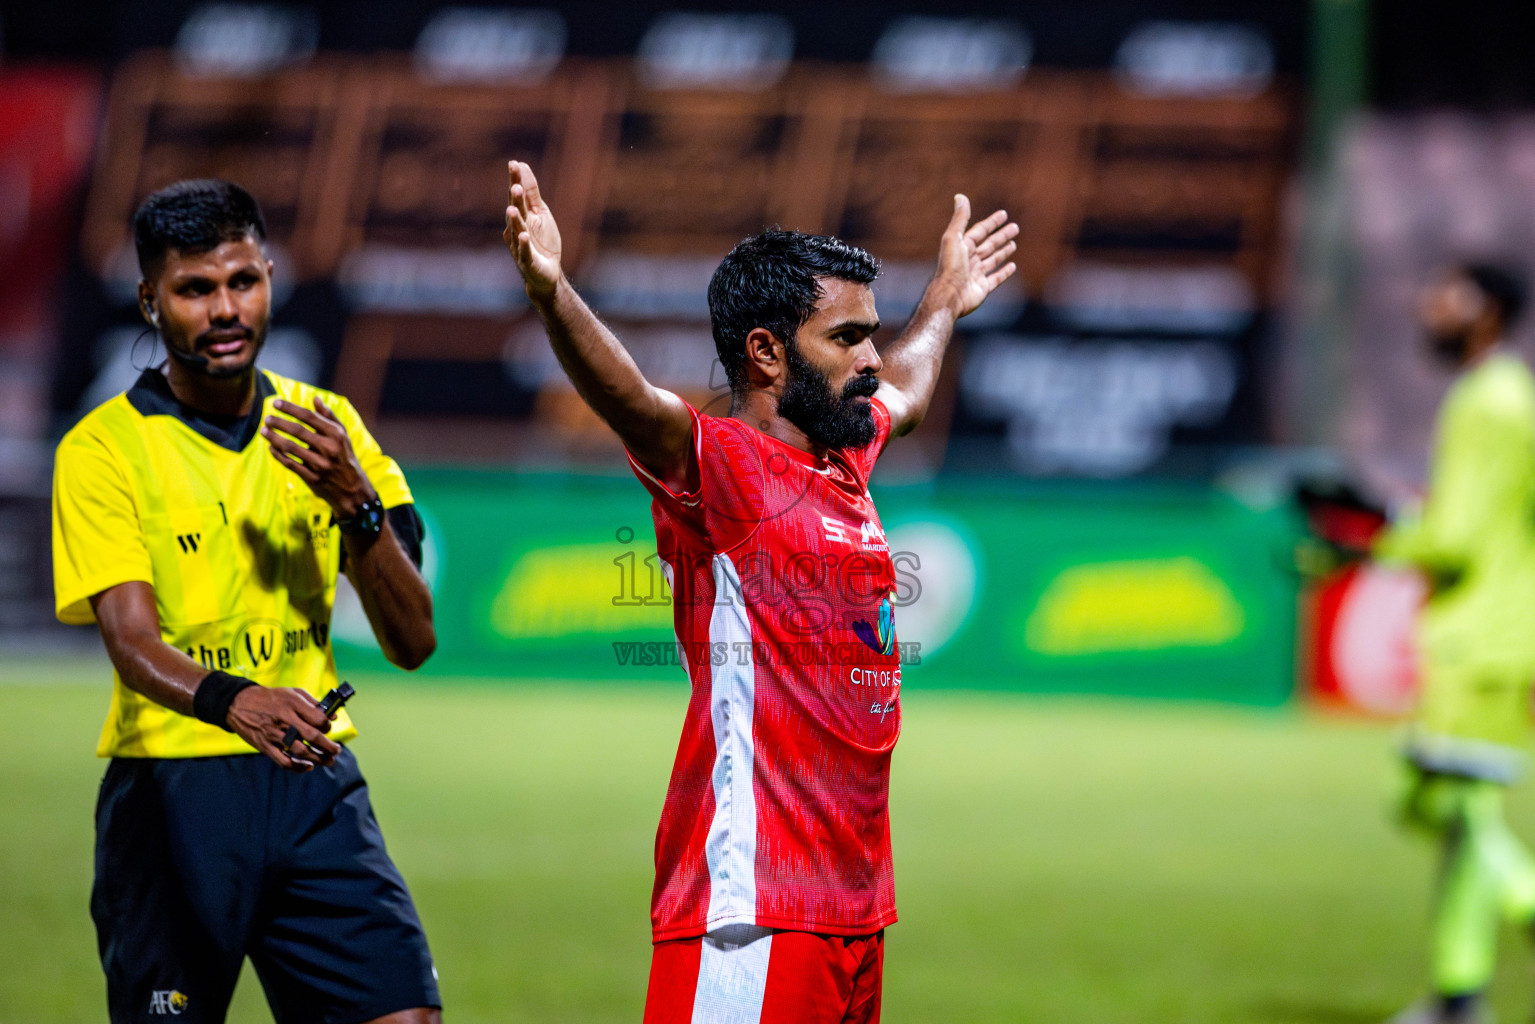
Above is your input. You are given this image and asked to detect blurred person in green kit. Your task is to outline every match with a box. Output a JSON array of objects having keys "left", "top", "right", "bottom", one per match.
[{"left": 1378, "top": 263, "right": 1535, "bottom": 1024}]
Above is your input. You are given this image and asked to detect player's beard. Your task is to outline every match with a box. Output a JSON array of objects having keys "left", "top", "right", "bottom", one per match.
[
  {"left": 1427, "top": 327, "right": 1471, "bottom": 369},
  {"left": 778, "top": 339, "right": 880, "bottom": 450}
]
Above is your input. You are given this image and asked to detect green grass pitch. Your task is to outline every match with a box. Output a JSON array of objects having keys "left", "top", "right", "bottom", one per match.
[{"left": 7, "top": 656, "right": 1535, "bottom": 1023}]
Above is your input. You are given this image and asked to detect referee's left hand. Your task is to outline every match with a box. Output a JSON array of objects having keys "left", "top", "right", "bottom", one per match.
[
  {"left": 227, "top": 685, "right": 341, "bottom": 772},
  {"left": 261, "top": 398, "right": 376, "bottom": 520}
]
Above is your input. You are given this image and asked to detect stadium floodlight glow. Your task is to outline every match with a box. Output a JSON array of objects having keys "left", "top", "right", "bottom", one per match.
[
  {"left": 173, "top": 3, "right": 318, "bottom": 79},
  {"left": 636, "top": 13, "right": 793, "bottom": 92},
  {"left": 872, "top": 17, "right": 1032, "bottom": 94},
  {"left": 1114, "top": 21, "right": 1274, "bottom": 98},
  {"left": 414, "top": 7, "right": 567, "bottom": 85}
]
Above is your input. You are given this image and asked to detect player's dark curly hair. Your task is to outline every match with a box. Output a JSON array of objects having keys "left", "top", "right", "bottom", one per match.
[
  {"left": 133, "top": 179, "right": 267, "bottom": 277},
  {"left": 1461, "top": 262, "right": 1529, "bottom": 328},
  {"left": 708, "top": 229, "right": 880, "bottom": 394}
]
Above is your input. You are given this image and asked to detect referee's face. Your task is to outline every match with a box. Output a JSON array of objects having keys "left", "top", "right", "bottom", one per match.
[{"left": 146, "top": 234, "right": 273, "bottom": 379}]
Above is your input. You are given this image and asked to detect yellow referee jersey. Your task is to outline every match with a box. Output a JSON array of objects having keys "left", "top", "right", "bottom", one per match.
[{"left": 52, "top": 368, "right": 413, "bottom": 758}]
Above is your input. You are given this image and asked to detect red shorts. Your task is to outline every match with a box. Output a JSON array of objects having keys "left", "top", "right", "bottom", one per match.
[{"left": 644, "top": 926, "right": 884, "bottom": 1024}]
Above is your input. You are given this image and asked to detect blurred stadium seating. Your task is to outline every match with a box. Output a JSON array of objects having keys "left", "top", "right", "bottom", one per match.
[{"left": 34, "top": 4, "right": 1300, "bottom": 478}]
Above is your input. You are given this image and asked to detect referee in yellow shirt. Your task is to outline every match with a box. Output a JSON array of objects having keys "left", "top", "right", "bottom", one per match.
[{"left": 52, "top": 180, "right": 442, "bottom": 1024}]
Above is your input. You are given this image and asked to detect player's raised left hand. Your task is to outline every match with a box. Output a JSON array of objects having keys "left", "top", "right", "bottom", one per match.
[
  {"left": 261, "top": 397, "right": 376, "bottom": 519},
  {"left": 932, "top": 194, "right": 1019, "bottom": 318}
]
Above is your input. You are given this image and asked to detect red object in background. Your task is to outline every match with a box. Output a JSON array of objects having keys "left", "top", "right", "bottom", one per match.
[
  {"left": 1305, "top": 502, "right": 1388, "bottom": 554},
  {"left": 1295, "top": 479, "right": 1389, "bottom": 557},
  {"left": 1308, "top": 562, "right": 1423, "bottom": 716},
  {"left": 0, "top": 66, "right": 101, "bottom": 352}
]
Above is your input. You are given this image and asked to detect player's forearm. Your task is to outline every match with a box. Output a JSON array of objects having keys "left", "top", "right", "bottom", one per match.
[
  {"left": 877, "top": 284, "right": 962, "bottom": 436},
  {"left": 344, "top": 522, "right": 436, "bottom": 670},
  {"left": 531, "top": 276, "right": 693, "bottom": 484},
  {"left": 533, "top": 277, "right": 663, "bottom": 430}
]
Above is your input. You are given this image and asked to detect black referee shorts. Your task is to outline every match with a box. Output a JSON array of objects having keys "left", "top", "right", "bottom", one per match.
[{"left": 92, "top": 748, "right": 440, "bottom": 1024}]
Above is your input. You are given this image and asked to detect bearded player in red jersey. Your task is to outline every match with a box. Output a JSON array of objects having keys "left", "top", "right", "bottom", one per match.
[{"left": 503, "top": 161, "right": 1016, "bottom": 1023}]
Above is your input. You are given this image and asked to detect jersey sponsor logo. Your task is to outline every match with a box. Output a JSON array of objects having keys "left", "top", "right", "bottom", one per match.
[
  {"left": 282, "top": 621, "right": 330, "bottom": 656},
  {"left": 850, "top": 666, "right": 900, "bottom": 686},
  {"left": 183, "top": 620, "right": 330, "bottom": 673},
  {"left": 235, "top": 619, "right": 283, "bottom": 674},
  {"left": 307, "top": 510, "right": 331, "bottom": 543},
  {"left": 822, "top": 514, "right": 889, "bottom": 552},
  {"left": 851, "top": 591, "right": 896, "bottom": 656},
  {"left": 149, "top": 990, "right": 188, "bottom": 1015},
  {"left": 185, "top": 642, "right": 235, "bottom": 671},
  {"left": 821, "top": 514, "right": 851, "bottom": 544},
  {"left": 173, "top": 502, "right": 230, "bottom": 553}
]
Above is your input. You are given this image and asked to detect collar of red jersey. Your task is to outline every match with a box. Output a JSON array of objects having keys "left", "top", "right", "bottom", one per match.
[{"left": 755, "top": 426, "right": 839, "bottom": 474}]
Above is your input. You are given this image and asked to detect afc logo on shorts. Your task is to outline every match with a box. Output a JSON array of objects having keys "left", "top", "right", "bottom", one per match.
[{"left": 149, "top": 989, "right": 189, "bottom": 1014}]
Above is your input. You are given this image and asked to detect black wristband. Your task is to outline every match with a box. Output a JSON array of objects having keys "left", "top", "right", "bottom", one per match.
[{"left": 192, "top": 671, "right": 257, "bottom": 731}]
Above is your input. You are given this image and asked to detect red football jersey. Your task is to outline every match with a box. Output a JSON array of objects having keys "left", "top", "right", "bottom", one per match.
[{"left": 628, "top": 398, "right": 903, "bottom": 941}]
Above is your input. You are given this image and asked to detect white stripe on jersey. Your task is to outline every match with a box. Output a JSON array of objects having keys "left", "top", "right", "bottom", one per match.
[
  {"left": 661, "top": 557, "right": 685, "bottom": 675},
  {"left": 691, "top": 925, "right": 773, "bottom": 1024},
  {"left": 704, "top": 554, "right": 758, "bottom": 931}
]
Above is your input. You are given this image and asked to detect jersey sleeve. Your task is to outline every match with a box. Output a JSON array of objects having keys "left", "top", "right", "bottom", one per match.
[
  {"left": 1376, "top": 374, "right": 1535, "bottom": 578},
  {"left": 626, "top": 402, "right": 706, "bottom": 527},
  {"left": 328, "top": 393, "right": 414, "bottom": 509},
  {"left": 52, "top": 428, "right": 152, "bottom": 625},
  {"left": 841, "top": 397, "right": 893, "bottom": 483},
  {"left": 626, "top": 404, "right": 763, "bottom": 552}
]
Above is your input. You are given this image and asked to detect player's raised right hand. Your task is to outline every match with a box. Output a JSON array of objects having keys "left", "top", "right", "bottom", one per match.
[
  {"left": 503, "top": 160, "right": 563, "bottom": 301},
  {"left": 227, "top": 685, "right": 340, "bottom": 772}
]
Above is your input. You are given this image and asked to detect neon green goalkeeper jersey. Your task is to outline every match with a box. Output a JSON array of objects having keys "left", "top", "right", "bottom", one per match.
[{"left": 1377, "top": 352, "right": 1535, "bottom": 759}]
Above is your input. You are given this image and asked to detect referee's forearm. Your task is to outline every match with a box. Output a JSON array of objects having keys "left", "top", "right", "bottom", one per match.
[
  {"left": 92, "top": 581, "right": 206, "bottom": 716},
  {"left": 110, "top": 641, "right": 207, "bottom": 716},
  {"left": 343, "top": 523, "right": 436, "bottom": 670}
]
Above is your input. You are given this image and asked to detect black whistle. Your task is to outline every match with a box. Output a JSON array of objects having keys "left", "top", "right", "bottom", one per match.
[{"left": 281, "top": 682, "right": 355, "bottom": 753}]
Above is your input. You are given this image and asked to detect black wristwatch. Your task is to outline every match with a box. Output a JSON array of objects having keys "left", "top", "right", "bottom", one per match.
[{"left": 338, "top": 496, "right": 385, "bottom": 540}]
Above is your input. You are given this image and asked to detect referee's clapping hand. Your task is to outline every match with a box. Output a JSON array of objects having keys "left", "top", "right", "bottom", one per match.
[
  {"left": 260, "top": 397, "right": 375, "bottom": 520},
  {"left": 228, "top": 686, "right": 340, "bottom": 771}
]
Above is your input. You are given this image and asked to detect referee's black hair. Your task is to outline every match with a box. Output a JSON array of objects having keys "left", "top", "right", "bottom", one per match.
[
  {"left": 709, "top": 230, "right": 880, "bottom": 394},
  {"left": 1461, "top": 261, "right": 1529, "bottom": 329},
  {"left": 133, "top": 179, "right": 267, "bottom": 278}
]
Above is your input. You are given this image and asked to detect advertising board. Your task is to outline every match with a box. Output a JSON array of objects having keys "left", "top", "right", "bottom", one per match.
[{"left": 334, "top": 470, "right": 1301, "bottom": 705}]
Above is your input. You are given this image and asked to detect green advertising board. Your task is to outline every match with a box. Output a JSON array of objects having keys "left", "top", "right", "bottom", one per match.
[{"left": 332, "top": 470, "right": 1302, "bottom": 705}]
